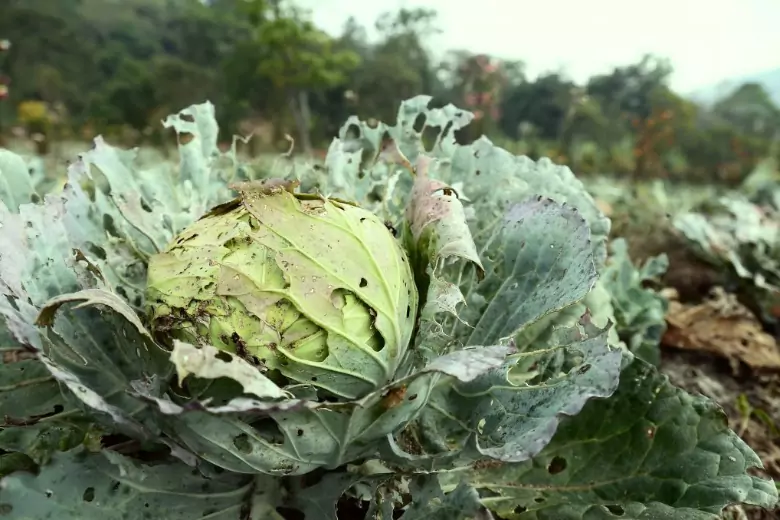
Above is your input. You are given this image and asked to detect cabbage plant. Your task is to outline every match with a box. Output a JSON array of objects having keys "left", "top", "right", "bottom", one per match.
[
  {"left": 0, "top": 98, "right": 776, "bottom": 519},
  {"left": 674, "top": 194, "right": 780, "bottom": 324}
]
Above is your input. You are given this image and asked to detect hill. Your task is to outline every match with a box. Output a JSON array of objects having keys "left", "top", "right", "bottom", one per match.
[{"left": 690, "top": 67, "right": 780, "bottom": 106}]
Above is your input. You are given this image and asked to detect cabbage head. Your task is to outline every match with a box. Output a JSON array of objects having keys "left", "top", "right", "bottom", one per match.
[{"left": 146, "top": 181, "right": 417, "bottom": 400}]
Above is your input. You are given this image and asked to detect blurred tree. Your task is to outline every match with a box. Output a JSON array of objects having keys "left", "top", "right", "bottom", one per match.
[
  {"left": 0, "top": 0, "right": 775, "bottom": 182},
  {"left": 587, "top": 55, "right": 674, "bottom": 177},
  {"left": 442, "top": 51, "right": 524, "bottom": 140},
  {"left": 345, "top": 8, "right": 447, "bottom": 123},
  {"left": 587, "top": 54, "right": 673, "bottom": 122},
  {"left": 713, "top": 83, "right": 780, "bottom": 140},
  {"left": 499, "top": 73, "right": 575, "bottom": 141},
  {"left": 224, "top": 0, "right": 359, "bottom": 154}
]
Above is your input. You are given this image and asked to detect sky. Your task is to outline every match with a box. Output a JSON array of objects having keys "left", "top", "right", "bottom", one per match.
[{"left": 297, "top": 0, "right": 780, "bottom": 94}]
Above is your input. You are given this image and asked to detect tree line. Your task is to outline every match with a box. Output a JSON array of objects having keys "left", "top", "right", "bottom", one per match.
[{"left": 1, "top": 0, "right": 779, "bottom": 183}]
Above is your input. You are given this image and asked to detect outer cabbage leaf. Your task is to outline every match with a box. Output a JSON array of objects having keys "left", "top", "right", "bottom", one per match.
[
  {"left": 398, "top": 476, "right": 492, "bottom": 520},
  {"left": 438, "top": 356, "right": 779, "bottom": 519},
  {"left": 382, "top": 196, "right": 622, "bottom": 468},
  {"left": 1, "top": 102, "right": 237, "bottom": 320},
  {"left": 0, "top": 446, "right": 281, "bottom": 520},
  {"left": 0, "top": 103, "right": 255, "bottom": 477}
]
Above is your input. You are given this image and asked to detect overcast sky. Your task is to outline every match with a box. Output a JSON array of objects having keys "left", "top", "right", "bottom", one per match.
[{"left": 297, "top": 0, "right": 779, "bottom": 93}]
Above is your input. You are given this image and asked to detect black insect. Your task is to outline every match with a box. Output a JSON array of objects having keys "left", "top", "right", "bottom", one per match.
[
  {"left": 231, "top": 331, "right": 248, "bottom": 359},
  {"left": 384, "top": 220, "right": 397, "bottom": 236}
]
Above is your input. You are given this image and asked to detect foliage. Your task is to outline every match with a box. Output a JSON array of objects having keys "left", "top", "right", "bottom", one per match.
[
  {"left": 673, "top": 160, "right": 780, "bottom": 324},
  {"left": 600, "top": 238, "right": 668, "bottom": 366},
  {"left": 0, "top": 96, "right": 776, "bottom": 519},
  {"left": 1, "top": 1, "right": 778, "bottom": 183}
]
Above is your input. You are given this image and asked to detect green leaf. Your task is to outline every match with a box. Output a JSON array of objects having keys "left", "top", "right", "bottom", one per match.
[
  {"left": 0, "top": 447, "right": 279, "bottom": 520},
  {"left": 29, "top": 290, "right": 194, "bottom": 465},
  {"left": 397, "top": 316, "right": 620, "bottom": 467},
  {"left": 0, "top": 351, "right": 91, "bottom": 475},
  {"left": 402, "top": 154, "right": 484, "bottom": 348},
  {"left": 0, "top": 149, "right": 39, "bottom": 212},
  {"left": 169, "top": 340, "right": 288, "bottom": 400},
  {"left": 136, "top": 343, "right": 514, "bottom": 476},
  {"left": 324, "top": 95, "right": 610, "bottom": 268},
  {"left": 673, "top": 195, "right": 780, "bottom": 323},
  {"left": 0, "top": 358, "right": 62, "bottom": 420},
  {"left": 0, "top": 103, "right": 240, "bottom": 332},
  {"left": 400, "top": 476, "right": 492, "bottom": 520},
  {"left": 464, "top": 197, "right": 598, "bottom": 346},
  {"left": 447, "top": 357, "right": 779, "bottom": 519},
  {"left": 288, "top": 472, "right": 378, "bottom": 520},
  {"left": 383, "top": 198, "right": 621, "bottom": 468},
  {"left": 601, "top": 238, "right": 668, "bottom": 366}
]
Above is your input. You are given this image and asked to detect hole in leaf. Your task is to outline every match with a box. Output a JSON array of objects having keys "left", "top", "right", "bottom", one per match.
[
  {"left": 178, "top": 132, "right": 195, "bottom": 145},
  {"left": 179, "top": 113, "right": 195, "bottom": 123},
  {"left": 406, "top": 305, "right": 411, "bottom": 318},
  {"left": 82, "top": 487, "right": 95, "bottom": 502},
  {"left": 276, "top": 507, "right": 305, "bottom": 520},
  {"left": 215, "top": 351, "right": 233, "bottom": 363},
  {"left": 547, "top": 456, "right": 567, "bottom": 474},
  {"left": 605, "top": 504, "right": 625, "bottom": 516},
  {"left": 578, "top": 363, "right": 591, "bottom": 374},
  {"left": 534, "top": 497, "right": 544, "bottom": 503},
  {"left": 359, "top": 278, "right": 368, "bottom": 288},
  {"left": 513, "top": 506, "right": 527, "bottom": 513},
  {"left": 250, "top": 418, "right": 285, "bottom": 445},
  {"left": 140, "top": 199, "right": 153, "bottom": 213},
  {"left": 53, "top": 404, "right": 64, "bottom": 414},
  {"left": 88, "top": 244, "right": 107, "bottom": 260},
  {"left": 345, "top": 123, "right": 361, "bottom": 140},
  {"left": 296, "top": 429, "right": 304, "bottom": 437},
  {"left": 421, "top": 125, "right": 441, "bottom": 150},
  {"left": 103, "top": 214, "right": 120, "bottom": 237},
  {"left": 441, "top": 120, "right": 454, "bottom": 138},
  {"left": 412, "top": 113, "right": 427, "bottom": 133},
  {"left": 233, "top": 433, "right": 253, "bottom": 454}
]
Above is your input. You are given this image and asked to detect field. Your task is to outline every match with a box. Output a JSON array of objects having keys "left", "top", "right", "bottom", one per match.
[{"left": 1, "top": 100, "right": 779, "bottom": 519}]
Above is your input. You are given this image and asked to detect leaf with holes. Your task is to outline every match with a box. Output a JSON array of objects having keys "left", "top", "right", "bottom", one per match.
[
  {"left": 0, "top": 446, "right": 281, "bottom": 520},
  {"left": 439, "top": 357, "right": 779, "bottom": 519}
]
